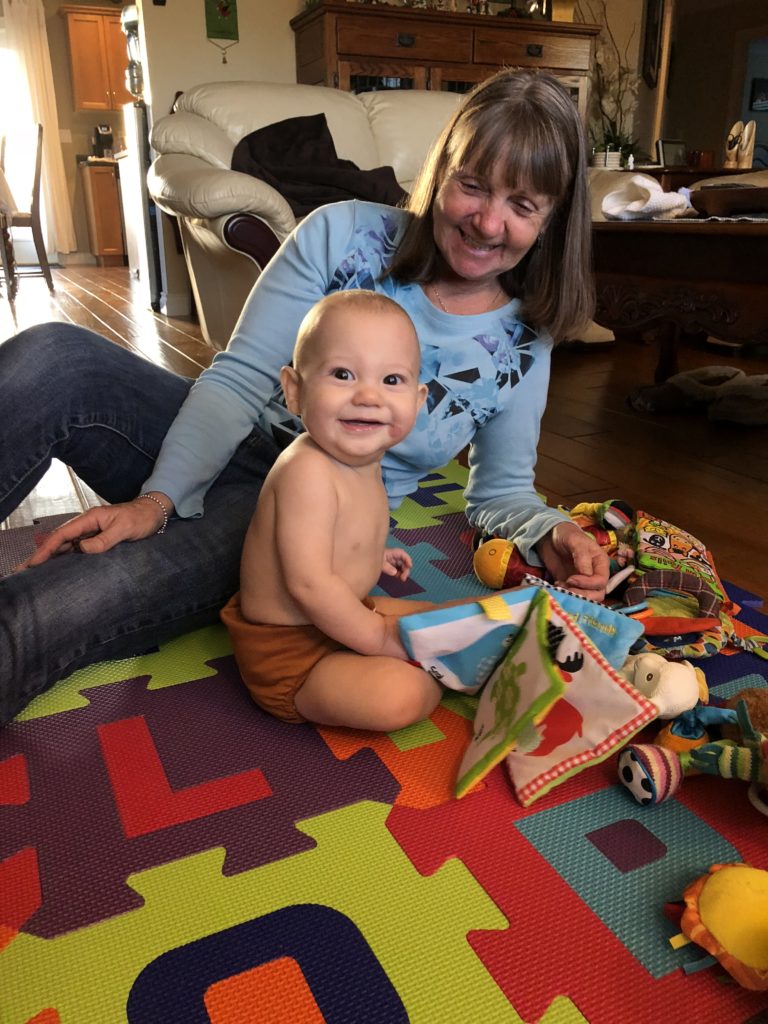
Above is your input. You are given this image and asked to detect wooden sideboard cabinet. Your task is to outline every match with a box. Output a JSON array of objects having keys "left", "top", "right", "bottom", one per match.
[
  {"left": 60, "top": 4, "right": 133, "bottom": 112},
  {"left": 80, "top": 162, "right": 126, "bottom": 266},
  {"left": 291, "top": 2, "right": 599, "bottom": 118}
]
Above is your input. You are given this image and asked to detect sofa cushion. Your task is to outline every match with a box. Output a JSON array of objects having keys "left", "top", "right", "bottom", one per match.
[
  {"left": 358, "top": 89, "right": 461, "bottom": 190},
  {"left": 172, "top": 80, "right": 380, "bottom": 174}
]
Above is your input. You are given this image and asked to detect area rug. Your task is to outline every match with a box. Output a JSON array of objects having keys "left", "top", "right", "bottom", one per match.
[{"left": 2, "top": 464, "right": 767, "bottom": 1024}]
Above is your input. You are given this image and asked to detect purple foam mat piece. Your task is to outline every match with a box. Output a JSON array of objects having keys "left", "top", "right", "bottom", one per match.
[{"left": 2, "top": 659, "right": 398, "bottom": 938}]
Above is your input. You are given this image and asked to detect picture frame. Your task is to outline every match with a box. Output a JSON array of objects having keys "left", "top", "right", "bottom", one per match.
[
  {"left": 656, "top": 138, "right": 687, "bottom": 167},
  {"left": 642, "top": 0, "right": 664, "bottom": 89},
  {"left": 749, "top": 78, "right": 768, "bottom": 112}
]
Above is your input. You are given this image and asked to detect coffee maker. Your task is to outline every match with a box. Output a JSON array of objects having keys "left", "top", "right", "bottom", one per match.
[{"left": 92, "top": 124, "right": 114, "bottom": 159}]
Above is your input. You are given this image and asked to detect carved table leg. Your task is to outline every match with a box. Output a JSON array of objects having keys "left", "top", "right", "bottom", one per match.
[{"left": 654, "top": 322, "right": 681, "bottom": 382}]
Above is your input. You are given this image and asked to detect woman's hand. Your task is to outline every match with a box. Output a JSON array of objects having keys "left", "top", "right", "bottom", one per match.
[
  {"left": 381, "top": 547, "right": 413, "bottom": 581},
  {"left": 536, "top": 522, "right": 610, "bottom": 602},
  {"left": 19, "top": 493, "right": 173, "bottom": 569}
]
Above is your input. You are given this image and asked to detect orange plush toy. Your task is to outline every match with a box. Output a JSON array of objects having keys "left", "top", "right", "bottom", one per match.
[{"left": 679, "top": 863, "right": 768, "bottom": 991}]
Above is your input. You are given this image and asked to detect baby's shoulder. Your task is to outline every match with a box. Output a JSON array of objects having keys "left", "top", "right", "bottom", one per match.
[{"left": 272, "top": 437, "right": 340, "bottom": 486}]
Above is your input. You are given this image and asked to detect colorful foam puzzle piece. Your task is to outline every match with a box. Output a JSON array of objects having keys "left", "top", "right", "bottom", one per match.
[
  {"left": 390, "top": 462, "right": 469, "bottom": 530},
  {"left": 0, "top": 664, "right": 397, "bottom": 938},
  {"left": 515, "top": 787, "right": 740, "bottom": 977},
  {"left": 1, "top": 802, "right": 518, "bottom": 1024},
  {"left": 319, "top": 703, "right": 478, "bottom": 809},
  {"left": 375, "top": 535, "right": 481, "bottom": 603},
  {"left": 0, "top": 847, "right": 41, "bottom": 952},
  {"left": 97, "top": 715, "right": 272, "bottom": 837},
  {"left": 387, "top": 768, "right": 765, "bottom": 1023},
  {"left": 14, "top": 625, "right": 233, "bottom": 721}
]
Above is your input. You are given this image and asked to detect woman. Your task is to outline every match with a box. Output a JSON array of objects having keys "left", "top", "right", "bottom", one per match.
[{"left": 0, "top": 69, "right": 608, "bottom": 724}]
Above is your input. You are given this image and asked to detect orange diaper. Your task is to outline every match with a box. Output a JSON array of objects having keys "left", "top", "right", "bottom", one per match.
[{"left": 220, "top": 593, "right": 376, "bottom": 724}]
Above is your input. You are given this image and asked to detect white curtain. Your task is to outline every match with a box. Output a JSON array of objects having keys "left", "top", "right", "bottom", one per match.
[{"left": 4, "top": 0, "right": 76, "bottom": 253}]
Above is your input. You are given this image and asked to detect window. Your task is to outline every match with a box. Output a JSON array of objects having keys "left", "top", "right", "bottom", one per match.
[{"left": 0, "top": 20, "right": 38, "bottom": 260}]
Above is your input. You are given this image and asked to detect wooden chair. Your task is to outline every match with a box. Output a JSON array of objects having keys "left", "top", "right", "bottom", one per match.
[
  {"left": 5, "top": 124, "right": 53, "bottom": 291},
  {"left": 0, "top": 134, "right": 18, "bottom": 299}
]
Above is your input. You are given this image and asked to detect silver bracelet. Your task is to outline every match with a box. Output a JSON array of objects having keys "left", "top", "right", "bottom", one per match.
[{"left": 137, "top": 493, "right": 170, "bottom": 534}]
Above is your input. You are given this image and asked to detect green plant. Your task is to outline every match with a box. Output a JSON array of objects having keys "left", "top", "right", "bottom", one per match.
[{"left": 576, "top": 0, "right": 639, "bottom": 160}]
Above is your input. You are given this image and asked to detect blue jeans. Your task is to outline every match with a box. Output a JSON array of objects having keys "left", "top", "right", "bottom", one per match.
[{"left": 0, "top": 323, "right": 279, "bottom": 724}]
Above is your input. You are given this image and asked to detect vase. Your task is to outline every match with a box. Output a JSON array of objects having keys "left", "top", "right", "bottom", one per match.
[{"left": 591, "top": 150, "right": 623, "bottom": 170}]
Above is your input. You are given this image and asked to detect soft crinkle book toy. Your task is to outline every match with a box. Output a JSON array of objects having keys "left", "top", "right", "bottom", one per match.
[
  {"left": 398, "top": 582, "right": 644, "bottom": 694},
  {"left": 455, "top": 589, "right": 658, "bottom": 803}
]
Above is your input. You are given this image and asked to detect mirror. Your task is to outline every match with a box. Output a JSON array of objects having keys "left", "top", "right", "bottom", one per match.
[{"left": 661, "top": 0, "right": 768, "bottom": 169}]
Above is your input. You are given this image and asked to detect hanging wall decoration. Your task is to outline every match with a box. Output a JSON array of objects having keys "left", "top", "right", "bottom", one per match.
[{"left": 205, "top": 0, "right": 239, "bottom": 63}]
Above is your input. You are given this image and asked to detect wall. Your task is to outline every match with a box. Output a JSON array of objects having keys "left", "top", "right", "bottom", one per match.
[
  {"left": 138, "top": 0, "right": 302, "bottom": 124},
  {"left": 740, "top": 35, "right": 768, "bottom": 163},
  {"left": 664, "top": 0, "right": 768, "bottom": 161},
  {"left": 136, "top": 0, "right": 303, "bottom": 314}
]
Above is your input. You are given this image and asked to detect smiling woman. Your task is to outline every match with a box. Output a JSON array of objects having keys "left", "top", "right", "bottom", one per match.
[{"left": 428, "top": 167, "right": 553, "bottom": 314}]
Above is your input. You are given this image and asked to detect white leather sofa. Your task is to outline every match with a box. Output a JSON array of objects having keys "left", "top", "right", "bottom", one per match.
[{"left": 148, "top": 81, "right": 461, "bottom": 348}]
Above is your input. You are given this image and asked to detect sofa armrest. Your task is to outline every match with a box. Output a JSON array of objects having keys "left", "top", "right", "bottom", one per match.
[
  {"left": 147, "top": 153, "right": 297, "bottom": 237},
  {"left": 220, "top": 213, "right": 281, "bottom": 267}
]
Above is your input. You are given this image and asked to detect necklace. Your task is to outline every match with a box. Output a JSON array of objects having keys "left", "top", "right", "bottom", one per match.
[{"left": 430, "top": 282, "right": 504, "bottom": 315}]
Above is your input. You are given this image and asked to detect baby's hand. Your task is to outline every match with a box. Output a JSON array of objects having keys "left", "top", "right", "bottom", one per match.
[{"left": 382, "top": 547, "right": 412, "bottom": 581}]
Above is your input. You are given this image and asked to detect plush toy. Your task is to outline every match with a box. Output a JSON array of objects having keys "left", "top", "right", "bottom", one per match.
[
  {"left": 677, "top": 863, "right": 768, "bottom": 990},
  {"left": 654, "top": 703, "right": 732, "bottom": 755},
  {"left": 721, "top": 686, "right": 768, "bottom": 742},
  {"left": 688, "top": 699, "right": 768, "bottom": 817},
  {"left": 472, "top": 537, "right": 545, "bottom": 590},
  {"left": 620, "top": 651, "right": 707, "bottom": 719},
  {"left": 618, "top": 700, "right": 757, "bottom": 808},
  {"left": 472, "top": 499, "right": 634, "bottom": 591},
  {"left": 618, "top": 743, "right": 684, "bottom": 805}
]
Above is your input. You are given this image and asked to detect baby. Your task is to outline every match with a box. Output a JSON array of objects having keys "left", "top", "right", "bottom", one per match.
[{"left": 221, "top": 289, "right": 442, "bottom": 731}]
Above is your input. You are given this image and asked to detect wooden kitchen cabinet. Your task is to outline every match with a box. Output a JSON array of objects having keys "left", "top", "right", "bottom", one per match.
[
  {"left": 80, "top": 162, "right": 126, "bottom": 266},
  {"left": 61, "top": 4, "right": 132, "bottom": 111},
  {"left": 291, "top": 2, "right": 599, "bottom": 119}
]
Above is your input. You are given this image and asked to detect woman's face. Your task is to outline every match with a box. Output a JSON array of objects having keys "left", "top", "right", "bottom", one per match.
[{"left": 432, "top": 159, "right": 555, "bottom": 286}]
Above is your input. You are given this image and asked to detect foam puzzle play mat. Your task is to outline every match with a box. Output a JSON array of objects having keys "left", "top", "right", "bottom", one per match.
[{"left": 2, "top": 461, "right": 768, "bottom": 1023}]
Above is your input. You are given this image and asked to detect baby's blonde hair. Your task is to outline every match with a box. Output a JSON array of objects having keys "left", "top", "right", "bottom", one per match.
[{"left": 293, "top": 290, "right": 418, "bottom": 374}]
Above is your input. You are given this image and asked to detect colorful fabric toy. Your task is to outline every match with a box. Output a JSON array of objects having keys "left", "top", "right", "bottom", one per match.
[
  {"left": 617, "top": 701, "right": 758, "bottom": 808},
  {"left": 618, "top": 743, "right": 683, "bottom": 805},
  {"left": 455, "top": 588, "right": 657, "bottom": 804},
  {"left": 472, "top": 498, "right": 634, "bottom": 592},
  {"left": 472, "top": 500, "right": 768, "bottom": 662},
  {"left": 688, "top": 699, "right": 768, "bottom": 816},
  {"left": 398, "top": 581, "right": 644, "bottom": 693},
  {"left": 620, "top": 651, "right": 707, "bottom": 718},
  {"left": 677, "top": 863, "right": 768, "bottom": 991}
]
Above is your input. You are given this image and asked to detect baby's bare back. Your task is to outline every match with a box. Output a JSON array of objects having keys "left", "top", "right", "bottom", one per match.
[{"left": 239, "top": 439, "right": 390, "bottom": 625}]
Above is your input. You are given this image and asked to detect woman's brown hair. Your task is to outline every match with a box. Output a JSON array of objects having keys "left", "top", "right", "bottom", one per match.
[{"left": 386, "top": 69, "right": 594, "bottom": 341}]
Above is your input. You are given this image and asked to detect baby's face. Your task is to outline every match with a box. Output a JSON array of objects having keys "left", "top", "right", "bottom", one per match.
[{"left": 287, "top": 307, "right": 427, "bottom": 467}]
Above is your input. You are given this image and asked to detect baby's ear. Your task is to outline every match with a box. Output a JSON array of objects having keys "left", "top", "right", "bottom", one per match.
[
  {"left": 416, "top": 383, "right": 428, "bottom": 409},
  {"left": 280, "top": 365, "right": 302, "bottom": 415}
]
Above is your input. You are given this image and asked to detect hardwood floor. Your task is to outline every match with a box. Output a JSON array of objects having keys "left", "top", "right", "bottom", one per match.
[{"left": 2, "top": 266, "right": 767, "bottom": 597}]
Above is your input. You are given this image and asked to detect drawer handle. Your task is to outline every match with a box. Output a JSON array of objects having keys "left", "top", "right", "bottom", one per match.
[
  {"left": 397, "top": 33, "right": 415, "bottom": 47},
  {"left": 526, "top": 43, "right": 543, "bottom": 57}
]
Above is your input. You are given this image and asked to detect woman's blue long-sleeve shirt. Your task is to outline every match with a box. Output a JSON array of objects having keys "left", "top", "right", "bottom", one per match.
[{"left": 143, "top": 200, "right": 569, "bottom": 560}]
